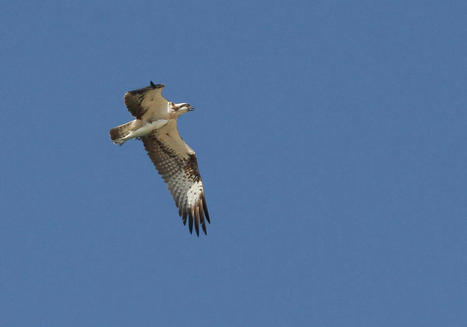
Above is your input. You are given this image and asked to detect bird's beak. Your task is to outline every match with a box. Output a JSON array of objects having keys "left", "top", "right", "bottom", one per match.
[{"left": 188, "top": 105, "right": 194, "bottom": 111}]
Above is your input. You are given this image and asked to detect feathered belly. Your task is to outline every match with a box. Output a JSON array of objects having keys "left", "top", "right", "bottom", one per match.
[
  {"left": 131, "top": 119, "right": 169, "bottom": 138},
  {"left": 119, "top": 119, "right": 169, "bottom": 143}
]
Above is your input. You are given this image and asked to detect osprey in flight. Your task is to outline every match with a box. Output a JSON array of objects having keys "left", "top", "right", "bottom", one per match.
[{"left": 109, "top": 82, "right": 210, "bottom": 236}]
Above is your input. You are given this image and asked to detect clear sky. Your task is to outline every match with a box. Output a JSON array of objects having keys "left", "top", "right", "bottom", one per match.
[{"left": 0, "top": 1, "right": 465, "bottom": 326}]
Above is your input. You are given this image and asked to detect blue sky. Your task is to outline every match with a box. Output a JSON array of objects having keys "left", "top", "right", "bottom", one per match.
[{"left": 0, "top": 0, "right": 465, "bottom": 326}]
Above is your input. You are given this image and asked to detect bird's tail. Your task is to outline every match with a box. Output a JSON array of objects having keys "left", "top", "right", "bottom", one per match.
[{"left": 109, "top": 120, "right": 136, "bottom": 144}]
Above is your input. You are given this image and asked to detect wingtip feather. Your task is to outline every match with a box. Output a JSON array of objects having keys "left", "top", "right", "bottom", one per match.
[
  {"left": 194, "top": 206, "right": 200, "bottom": 237},
  {"left": 202, "top": 195, "right": 211, "bottom": 224},
  {"left": 188, "top": 211, "right": 193, "bottom": 234},
  {"left": 199, "top": 202, "right": 207, "bottom": 235}
]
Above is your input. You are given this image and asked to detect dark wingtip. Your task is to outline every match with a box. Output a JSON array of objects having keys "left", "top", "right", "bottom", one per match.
[
  {"left": 188, "top": 211, "right": 193, "bottom": 234},
  {"left": 202, "top": 195, "right": 211, "bottom": 224},
  {"left": 150, "top": 81, "right": 164, "bottom": 89},
  {"left": 194, "top": 208, "right": 200, "bottom": 237},
  {"left": 199, "top": 202, "right": 208, "bottom": 236}
]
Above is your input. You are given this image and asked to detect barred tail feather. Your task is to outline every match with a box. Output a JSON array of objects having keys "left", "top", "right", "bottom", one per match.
[{"left": 109, "top": 121, "right": 136, "bottom": 143}]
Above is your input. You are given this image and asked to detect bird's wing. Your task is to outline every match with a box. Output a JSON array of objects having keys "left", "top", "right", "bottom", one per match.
[
  {"left": 124, "top": 82, "right": 167, "bottom": 119},
  {"left": 141, "top": 120, "right": 210, "bottom": 236}
]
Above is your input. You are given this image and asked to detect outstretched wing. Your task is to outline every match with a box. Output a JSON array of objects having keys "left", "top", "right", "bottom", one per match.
[
  {"left": 141, "top": 120, "right": 210, "bottom": 236},
  {"left": 124, "top": 82, "right": 166, "bottom": 119}
]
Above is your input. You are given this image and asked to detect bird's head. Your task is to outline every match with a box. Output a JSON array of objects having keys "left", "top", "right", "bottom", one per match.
[{"left": 170, "top": 102, "right": 194, "bottom": 117}]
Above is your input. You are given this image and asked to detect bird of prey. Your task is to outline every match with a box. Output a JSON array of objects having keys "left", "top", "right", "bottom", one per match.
[{"left": 109, "top": 82, "right": 210, "bottom": 236}]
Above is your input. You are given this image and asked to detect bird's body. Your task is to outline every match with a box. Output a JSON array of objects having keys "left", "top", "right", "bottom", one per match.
[
  {"left": 110, "top": 82, "right": 175, "bottom": 145},
  {"left": 111, "top": 119, "right": 168, "bottom": 144},
  {"left": 109, "top": 82, "right": 210, "bottom": 236}
]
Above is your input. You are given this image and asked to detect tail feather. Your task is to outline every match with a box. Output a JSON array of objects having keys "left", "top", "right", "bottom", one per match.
[{"left": 109, "top": 121, "right": 135, "bottom": 144}]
